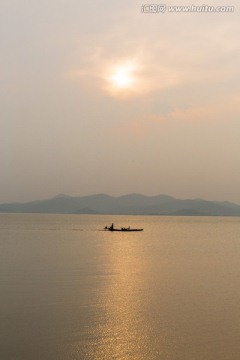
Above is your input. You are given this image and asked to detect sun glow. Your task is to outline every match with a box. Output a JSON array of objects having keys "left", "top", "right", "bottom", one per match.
[
  {"left": 107, "top": 62, "right": 137, "bottom": 90},
  {"left": 102, "top": 60, "right": 148, "bottom": 99},
  {"left": 110, "top": 66, "right": 134, "bottom": 88}
]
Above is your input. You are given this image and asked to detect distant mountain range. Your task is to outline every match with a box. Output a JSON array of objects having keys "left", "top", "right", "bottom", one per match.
[{"left": 0, "top": 193, "right": 240, "bottom": 216}]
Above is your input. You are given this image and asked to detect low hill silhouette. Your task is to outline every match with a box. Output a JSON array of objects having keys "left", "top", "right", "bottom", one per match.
[{"left": 0, "top": 194, "right": 240, "bottom": 216}]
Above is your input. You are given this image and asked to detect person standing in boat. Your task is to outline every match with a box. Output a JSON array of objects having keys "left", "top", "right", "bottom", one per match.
[{"left": 109, "top": 223, "right": 114, "bottom": 230}]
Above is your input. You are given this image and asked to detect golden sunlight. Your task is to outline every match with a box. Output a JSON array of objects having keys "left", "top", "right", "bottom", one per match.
[
  {"left": 107, "top": 62, "right": 137, "bottom": 91},
  {"left": 109, "top": 65, "right": 134, "bottom": 89}
]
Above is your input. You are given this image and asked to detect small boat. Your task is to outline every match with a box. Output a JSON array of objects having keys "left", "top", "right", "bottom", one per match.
[{"left": 104, "top": 223, "right": 143, "bottom": 232}]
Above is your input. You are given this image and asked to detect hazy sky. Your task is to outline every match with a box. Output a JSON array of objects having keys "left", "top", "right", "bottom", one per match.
[{"left": 1, "top": 0, "right": 240, "bottom": 203}]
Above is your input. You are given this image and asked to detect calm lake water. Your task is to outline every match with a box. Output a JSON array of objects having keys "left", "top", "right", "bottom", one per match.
[{"left": 1, "top": 214, "right": 240, "bottom": 360}]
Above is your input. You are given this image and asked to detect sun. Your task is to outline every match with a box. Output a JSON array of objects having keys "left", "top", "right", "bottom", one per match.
[
  {"left": 110, "top": 66, "right": 134, "bottom": 88},
  {"left": 107, "top": 62, "right": 137, "bottom": 90},
  {"left": 102, "top": 60, "right": 144, "bottom": 98}
]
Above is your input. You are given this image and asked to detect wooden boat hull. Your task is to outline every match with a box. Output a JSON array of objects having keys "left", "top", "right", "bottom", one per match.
[{"left": 105, "top": 228, "right": 143, "bottom": 232}]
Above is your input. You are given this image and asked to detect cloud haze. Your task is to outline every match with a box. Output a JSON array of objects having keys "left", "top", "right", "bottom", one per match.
[{"left": 1, "top": 0, "right": 240, "bottom": 203}]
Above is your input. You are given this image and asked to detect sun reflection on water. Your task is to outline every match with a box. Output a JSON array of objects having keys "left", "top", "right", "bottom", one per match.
[{"left": 85, "top": 232, "right": 150, "bottom": 360}]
